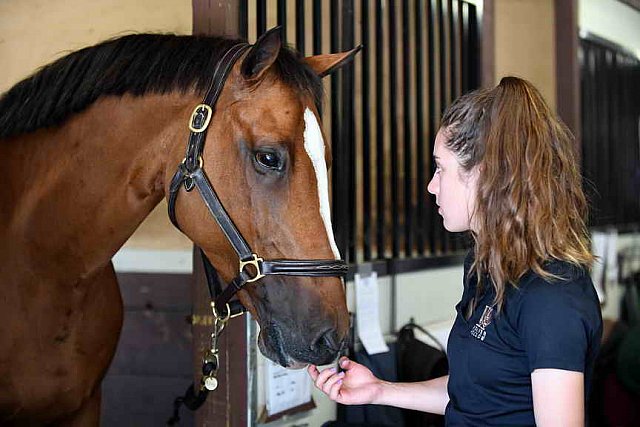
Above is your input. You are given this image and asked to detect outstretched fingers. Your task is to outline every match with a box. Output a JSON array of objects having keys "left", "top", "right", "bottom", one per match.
[
  {"left": 308, "top": 365, "right": 346, "bottom": 399},
  {"left": 307, "top": 364, "right": 320, "bottom": 381}
]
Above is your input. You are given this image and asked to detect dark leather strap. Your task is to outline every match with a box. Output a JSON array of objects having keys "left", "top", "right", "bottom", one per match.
[
  {"left": 184, "top": 43, "right": 250, "bottom": 172},
  {"left": 262, "top": 259, "right": 349, "bottom": 276},
  {"left": 192, "top": 168, "right": 252, "bottom": 260}
]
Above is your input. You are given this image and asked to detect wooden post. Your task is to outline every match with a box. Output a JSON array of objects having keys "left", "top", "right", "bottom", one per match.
[
  {"left": 554, "top": 0, "right": 580, "bottom": 154},
  {"left": 193, "top": 0, "right": 243, "bottom": 37},
  {"left": 480, "top": 0, "right": 495, "bottom": 88},
  {"left": 191, "top": 2, "right": 247, "bottom": 426}
]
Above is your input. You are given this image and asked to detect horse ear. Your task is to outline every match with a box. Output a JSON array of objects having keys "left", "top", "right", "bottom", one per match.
[
  {"left": 304, "top": 45, "right": 362, "bottom": 78},
  {"left": 241, "top": 27, "right": 282, "bottom": 81}
]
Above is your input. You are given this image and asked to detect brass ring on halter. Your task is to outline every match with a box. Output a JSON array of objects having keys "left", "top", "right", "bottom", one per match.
[
  {"left": 211, "top": 301, "right": 231, "bottom": 322},
  {"left": 240, "top": 254, "right": 265, "bottom": 283}
]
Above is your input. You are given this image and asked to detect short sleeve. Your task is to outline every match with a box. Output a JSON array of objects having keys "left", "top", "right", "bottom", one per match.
[{"left": 517, "top": 277, "right": 598, "bottom": 373}]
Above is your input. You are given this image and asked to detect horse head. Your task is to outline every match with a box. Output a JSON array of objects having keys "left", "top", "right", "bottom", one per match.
[{"left": 168, "top": 28, "right": 359, "bottom": 368}]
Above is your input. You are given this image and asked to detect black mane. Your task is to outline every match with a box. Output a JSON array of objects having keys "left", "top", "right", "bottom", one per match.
[{"left": 0, "top": 33, "right": 323, "bottom": 140}]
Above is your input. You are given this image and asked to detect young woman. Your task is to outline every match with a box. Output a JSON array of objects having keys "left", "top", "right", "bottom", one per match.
[{"left": 308, "top": 77, "right": 602, "bottom": 426}]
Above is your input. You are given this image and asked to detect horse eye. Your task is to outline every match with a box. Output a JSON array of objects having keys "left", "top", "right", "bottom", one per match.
[{"left": 255, "top": 151, "right": 283, "bottom": 171}]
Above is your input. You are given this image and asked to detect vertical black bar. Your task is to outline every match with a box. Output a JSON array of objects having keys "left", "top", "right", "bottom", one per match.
[
  {"left": 257, "top": 0, "right": 267, "bottom": 37},
  {"left": 295, "top": 0, "right": 305, "bottom": 54},
  {"left": 603, "top": 50, "right": 612, "bottom": 223},
  {"left": 415, "top": 0, "right": 425, "bottom": 255},
  {"left": 611, "top": 53, "right": 620, "bottom": 224},
  {"left": 592, "top": 44, "right": 601, "bottom": 225},
  {"left": 343, "top": 0, "right": 356, "bottom": 262},
  {"left": 427, "top": 0, "right": 437, "bottom": 254},
  {"left": 450, "top": 0, "right": 459, "bottom": 100},
  {"left": 239, "top": 0, "right": 248, "bottom": 39},
  {"left": 594, "top": 44, "right": 604, "bottom": 224},
  {"left": 583, "top": 42, "right": 594, "bottom": 225},
  {"left": 330, "top": 0, "right": 346, "bottom": 260},
  {"left": 438, "top": 0, "right": 449, "bottom": 253},
  {"left": 622, "top": 55, "right": 630, "bottom": 224},
  {"left": 277, "top": 0, "right": 287, "bottom": 38},
  {"left": 580, "top": 41, "right": 588, "bottom": 224},
  {"left": 634, "top": 58, "right": 640, "bottom": 221},
  {"left": 313, "top": 0, "right": 322, "bottom": 55},
  {"left": 389, "top": 0, "right": 399, "bottom": 258},
  {"left": 448, "top": 0, "right": 459, "bottom": 251},
  {"left": 402, "top": 0, "right": 413, "bottom": 256},
  {"left": 583, "top": 41, "right": 602, "bottom": 225},
  {"left": 362, "top": 0, "right": 372, "bottom": 261},
  {"left": 375, "top": 0, "right": 386, "bottom": 259},
  {"left": 467, "top": 3, "right": 479, "bottom": 90}
]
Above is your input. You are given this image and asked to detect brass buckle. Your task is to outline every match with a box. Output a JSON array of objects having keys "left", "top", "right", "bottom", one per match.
[
  {"left": 188, "top": 104, "right": 213, "bottom": 133},
  {"left": 239, "top": 254, "right": 265, "bottom": 283},
  {"left": 181, "top": 156, "right": 204, "bottom": 170}
]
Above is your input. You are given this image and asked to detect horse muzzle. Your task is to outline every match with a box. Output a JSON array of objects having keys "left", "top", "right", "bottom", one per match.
[{"left": 258, "top": 322, "right": 346, "bottom": 368}]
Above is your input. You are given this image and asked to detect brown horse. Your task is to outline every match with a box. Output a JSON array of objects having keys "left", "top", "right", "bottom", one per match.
[{"left": 0, "top": 29, "right": 355, "bottom": 425}]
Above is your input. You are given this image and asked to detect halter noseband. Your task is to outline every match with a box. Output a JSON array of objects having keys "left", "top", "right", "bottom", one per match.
[{"left": 166, "top": 42, "right": 348, "bottom": 401}]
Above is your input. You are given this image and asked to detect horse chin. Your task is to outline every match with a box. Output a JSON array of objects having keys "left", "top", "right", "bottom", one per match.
[{"left": 257, "top": 333, "right": 303, "bottom": 368}]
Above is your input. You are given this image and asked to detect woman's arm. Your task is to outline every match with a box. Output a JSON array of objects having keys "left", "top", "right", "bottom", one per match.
[
  {"left": 375, "top": 375, "right": 450, "bottom": 414},
  {"left": 531, "top": 368, "right": 584, "bottom": 427},
  {"left": 309, "top": 357, "right": 450, "bottom": 415}
]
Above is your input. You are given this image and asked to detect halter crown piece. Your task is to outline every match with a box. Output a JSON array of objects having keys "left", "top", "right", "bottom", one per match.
[{"left": 165, "top": 42, "right": 349, "bottom": 420}]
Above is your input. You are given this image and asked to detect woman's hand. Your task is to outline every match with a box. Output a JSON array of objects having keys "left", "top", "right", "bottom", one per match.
[{"left": 307, "top": 356, "right": 384, "bottom": 405}]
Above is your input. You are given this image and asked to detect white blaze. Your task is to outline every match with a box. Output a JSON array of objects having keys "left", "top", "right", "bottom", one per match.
[{"left": 303, "top": 108, "right": 341, "bottom": 259}]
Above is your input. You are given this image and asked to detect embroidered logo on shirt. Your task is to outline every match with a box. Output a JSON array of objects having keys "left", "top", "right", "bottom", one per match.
[{"left": 470, "top": 305, "right": 494, "bottom": 341}]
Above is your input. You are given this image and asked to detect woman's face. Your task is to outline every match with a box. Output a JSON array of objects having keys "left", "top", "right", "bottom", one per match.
[{"left": 427, "top": 128, "right": 479, "bottom": 233}]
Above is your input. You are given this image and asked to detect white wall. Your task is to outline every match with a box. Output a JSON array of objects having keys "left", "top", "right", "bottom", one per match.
[{"left": 579, "top": 0, "right": 640, "bottom": 58}]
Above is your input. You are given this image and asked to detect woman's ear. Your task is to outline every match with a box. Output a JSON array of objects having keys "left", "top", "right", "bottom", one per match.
[
  {"left": 241, "top": 27, "right": 282, "bottom": 81},
  {"left": 304, "top": 45, "right": 362, "bottom": 78}
]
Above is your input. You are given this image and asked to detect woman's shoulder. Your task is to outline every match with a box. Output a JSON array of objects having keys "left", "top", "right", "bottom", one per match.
[
  {"left": 507, "top": 260, "right": 598, "bottom": 313},
  {"left": 518, "top": 259, "right": 592, "bottom": 293}
]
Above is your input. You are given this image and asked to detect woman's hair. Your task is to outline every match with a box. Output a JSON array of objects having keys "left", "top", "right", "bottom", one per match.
[{"left": 441, "top": 76, "right": 594, "bottom": 312}]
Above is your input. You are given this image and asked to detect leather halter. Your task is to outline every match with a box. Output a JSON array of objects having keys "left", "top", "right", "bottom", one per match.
[{"left": 167, "top": 42, "right": 349, "bottom": 318}]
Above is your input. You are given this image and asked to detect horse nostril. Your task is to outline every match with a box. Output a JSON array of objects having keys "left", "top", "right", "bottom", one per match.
[{"left": 313, "top": 328, "right": 340, "bottom": 352}]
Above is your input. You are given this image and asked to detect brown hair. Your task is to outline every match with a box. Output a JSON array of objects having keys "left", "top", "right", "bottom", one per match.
[{"left": 441, "top": 76, "right": 593, "bottom": 312}]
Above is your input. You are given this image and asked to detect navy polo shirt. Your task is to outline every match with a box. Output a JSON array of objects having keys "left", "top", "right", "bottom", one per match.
[{"left": 445, "top": 252, "right": 602, "bottom": 426}]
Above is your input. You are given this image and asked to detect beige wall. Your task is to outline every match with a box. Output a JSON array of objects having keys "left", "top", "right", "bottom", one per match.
[
  {"left": 0, "top": 0, "right": 192, "bottom": 93},
  {"left": 493, "top": 0, "right": 556, "bottom": 110},
  {"left": 0, "top": 0, "right": 193, "bottom": 251}
]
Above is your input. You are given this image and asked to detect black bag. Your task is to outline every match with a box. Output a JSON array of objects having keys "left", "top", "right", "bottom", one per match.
[{"left": 396, "top": 322, "right": 449, "bottom": 427}]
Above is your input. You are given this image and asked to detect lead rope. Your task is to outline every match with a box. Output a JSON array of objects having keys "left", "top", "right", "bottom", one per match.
[{"left": 167, "top": 299, "right": 232, "bottom": 425}]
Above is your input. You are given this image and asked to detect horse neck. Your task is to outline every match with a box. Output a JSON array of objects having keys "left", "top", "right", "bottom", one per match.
[{"left": 2, "top": 93, "right": 194, "bottom": 280}]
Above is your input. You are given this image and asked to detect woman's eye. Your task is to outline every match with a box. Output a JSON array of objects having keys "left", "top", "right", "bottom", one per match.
[{"left": 255, "top": 151, "right": 283, "bottom": 170}]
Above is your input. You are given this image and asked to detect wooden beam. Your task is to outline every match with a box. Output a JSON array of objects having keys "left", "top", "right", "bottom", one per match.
[
  {"left": 554, "top": 0, "right": 581, "bottom": 153},
  {"left": 193, "top": 0, "right": 242, "bottom": 37},
  {"left": 480, "top": 0, "right": 495, "bottom": 88},
  {"left": 191, "top": 3, "right": 247, "bottom": 427}
]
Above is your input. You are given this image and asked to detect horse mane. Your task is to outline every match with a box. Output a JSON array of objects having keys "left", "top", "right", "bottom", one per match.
[{"left": 0, "top": 33, "right": 323, "bottom": 140}]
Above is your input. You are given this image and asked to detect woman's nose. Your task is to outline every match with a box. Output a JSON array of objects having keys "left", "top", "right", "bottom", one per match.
[{"left": 427, "top": 177, "right": 437, "bottom": 195}]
